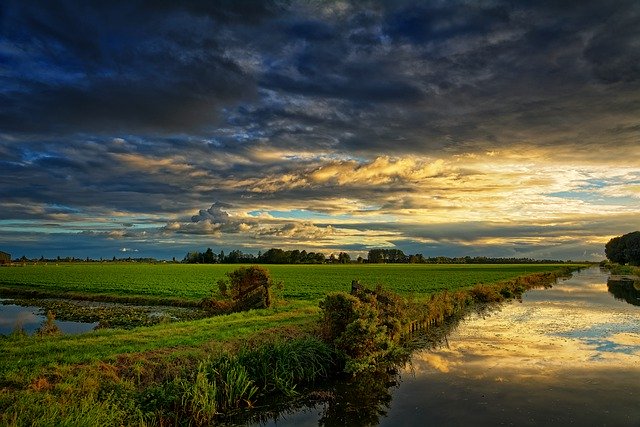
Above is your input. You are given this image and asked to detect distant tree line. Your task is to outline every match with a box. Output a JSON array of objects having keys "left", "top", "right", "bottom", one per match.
[
  {"left": 183, "top": 247, "right": 567, "bottom": 265},
  {"left": 367, "top": 249, "right": 566, "bottom": 264},
  {"left": 605, "top": 231, "right": 640, "bottom": 265},
  {"left": 10, "top": 255, "right": 171, "bottom": 263},
  {"left": 9, "top": 249, "right": 570, "bottom": 265},
  {"left": 182, "top": 248, "right": 353, "bottom": 264}
]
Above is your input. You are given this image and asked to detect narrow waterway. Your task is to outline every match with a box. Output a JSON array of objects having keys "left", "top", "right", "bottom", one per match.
[{"left": 257, "top": 267, "right": 640, "bottom": 426}]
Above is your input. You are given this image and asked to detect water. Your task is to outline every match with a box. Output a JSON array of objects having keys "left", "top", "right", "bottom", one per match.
[
  {"left": 0, "top": 299, "right": 97, "bottom": 335},
  {"left": 256, "top": 267, "right": 640, "bottom": 426},
  {"left": 0, "top": 297, "right": 208, "bottom": 333}
]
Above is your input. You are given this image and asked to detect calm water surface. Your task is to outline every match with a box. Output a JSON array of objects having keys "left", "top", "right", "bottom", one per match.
[
  {"left": 258, "top": 267, "right": 640, "bottom": 426},
  {"left": 0, "top": 299, "right": 97, "bottom": 335}
]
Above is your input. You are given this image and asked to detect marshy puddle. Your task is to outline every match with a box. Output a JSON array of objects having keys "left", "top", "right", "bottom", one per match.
[
  {"left": 0, "top": 300, "right": 97, "bottom": 335},
  {"left": 0, "top": 297, "right": 209, "bottom": 335},
  {"left": 254, "top": 267, "right": 640, "bottom": 426}
]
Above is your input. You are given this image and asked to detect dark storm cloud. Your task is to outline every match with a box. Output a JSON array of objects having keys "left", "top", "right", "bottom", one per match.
[
  {"left": 0, "top": 0, "right": 269, "bottom": 134},
  {"left": 2, "top": 0, "right": 639, "bottom": 143},
  {"left": 249, "top": 0, "right": 640, "bottom": 155},
  {"left": 2, "top": 1, "right": 640, "bottom": 259}
]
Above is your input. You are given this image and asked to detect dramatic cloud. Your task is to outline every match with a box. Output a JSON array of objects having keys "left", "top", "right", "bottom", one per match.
[{"left": 1, "top": 1, "right": 639, "bottom": 260}]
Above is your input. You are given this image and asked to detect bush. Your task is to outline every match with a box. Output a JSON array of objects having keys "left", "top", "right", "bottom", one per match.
[
  {"left": 35, "top": 310, "right": 61, "bottom": 337},
  {"left": 202, "top": 266, "right": 281, "bottom": 313},
  {"left": 469, "top": 284, "right": 504, "bottom": 303},
  {"left": 319, "top": 283, "right": 409, "bottom": 373}
]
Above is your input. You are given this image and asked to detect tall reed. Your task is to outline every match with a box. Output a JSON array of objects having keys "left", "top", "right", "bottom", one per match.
[
  {"left": 179, "top": 355, "right": 258, "bottom": 424},
  {"left": 238, "top": 337, "right": 335, "bottom": 396}
]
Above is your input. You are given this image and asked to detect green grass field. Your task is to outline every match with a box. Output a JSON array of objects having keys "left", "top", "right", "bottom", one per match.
[
  {"left": 0, "top": 263, "right": 576, "bottom": 303},
  {"left": 0, "top": 262, "right": 585, "bottom": 425}
]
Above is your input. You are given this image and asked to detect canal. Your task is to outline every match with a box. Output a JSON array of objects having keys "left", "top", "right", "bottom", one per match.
[{"left": 255, "top": 267, "right": 640, "bottom": 426}]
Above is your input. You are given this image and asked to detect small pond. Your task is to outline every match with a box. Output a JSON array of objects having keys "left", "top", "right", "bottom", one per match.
[
  {"left": 0, "top": 297, "right": 210, "bottom": 335},
  {"left": 0, "top": 299, "right": 97, "bottom": 335},
  {"left": 250, "top": 267, "right": 640, "bottom": 426}
]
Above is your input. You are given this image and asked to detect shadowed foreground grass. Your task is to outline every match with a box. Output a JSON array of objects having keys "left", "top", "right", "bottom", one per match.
[{"left": 1, "top": 301, "right": 316, "bottom": 380}]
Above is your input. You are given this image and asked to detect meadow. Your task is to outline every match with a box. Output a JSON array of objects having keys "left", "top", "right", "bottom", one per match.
[
  {"left": 0, "top": 263, "right": 574, "bottom": 303},
  {"left": 0, "top": 262, "right": 585, "bottom": 425}
]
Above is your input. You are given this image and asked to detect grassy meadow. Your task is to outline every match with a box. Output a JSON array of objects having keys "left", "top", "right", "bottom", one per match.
[
  {"left": 0, "top": 262, "right": 574, "bottom": 303},
  {"left": 0, "top": 262, "right": 585, "bottom": 425},
  {"left": 0, "top": 263, "right": 583, "bottom": 371}
]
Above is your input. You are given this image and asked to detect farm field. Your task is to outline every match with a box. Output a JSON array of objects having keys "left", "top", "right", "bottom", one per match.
[
  {"left": 0, "top": 263, "right": 579, "bottom": 303},
  {"left": 0, "top": 262, "right": 585, "bottom": 425}
]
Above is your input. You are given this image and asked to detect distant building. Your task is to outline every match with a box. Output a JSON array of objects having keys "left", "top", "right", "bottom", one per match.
[{"left": 0, "top": 251, "right": 11, "bottom": 264}]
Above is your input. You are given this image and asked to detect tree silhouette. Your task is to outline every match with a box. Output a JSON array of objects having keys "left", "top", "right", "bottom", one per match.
[{"left": 606, "top": 231, "right": 640, "bottom": 265}]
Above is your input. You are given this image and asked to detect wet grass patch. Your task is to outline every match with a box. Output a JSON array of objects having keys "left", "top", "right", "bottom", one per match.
[{"left": 2, "top": 297, "right": 211, "bottom": 329}]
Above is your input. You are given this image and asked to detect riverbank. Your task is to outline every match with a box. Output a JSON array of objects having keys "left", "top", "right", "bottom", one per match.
[
  {"left": 275, "top": 266, "right": 640, "bottom": 427},
  {"left": 0, "top": 265, "right": 583, "bottom": 425}
]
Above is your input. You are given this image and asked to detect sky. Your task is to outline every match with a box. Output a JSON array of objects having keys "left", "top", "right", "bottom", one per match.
[{"left": 1, "top": 0, "right": 639, "bottom": 261}]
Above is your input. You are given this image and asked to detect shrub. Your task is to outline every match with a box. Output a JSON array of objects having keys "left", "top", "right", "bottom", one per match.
[
  {"left": 35, "top": 310, "right": 61, "bottom": 337},
  {"left": 319, "top": 282, "right": 409, "bottom": 373},
  {"left": 469, "top": 284, "right": 504, "bottom": 303},
  {"left": 202, "top": 266, "right": 282, "bottom": 313}
]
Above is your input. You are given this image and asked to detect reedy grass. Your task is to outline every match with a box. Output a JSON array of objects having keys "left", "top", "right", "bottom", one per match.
[
  {"left": 237, "top": 336, "right": 335, "bottom": 396},
  {"left": 178, "top": 355, "right": 258, "bottom": 424},
  {"left": 601, "top": 261, "right": 640, "bottom": 276}
]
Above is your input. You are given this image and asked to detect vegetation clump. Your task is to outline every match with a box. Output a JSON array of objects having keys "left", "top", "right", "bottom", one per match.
[
  {"left": 178, "top": 355, "right": 258, "bottom": 424},
  {"left": 319, "top": 281, "right": 409, "bottom": 373},
  {"left": 202, "top": 265, "right": 282, "bottom": 314},
  {"left": 35, "top": 310, "right": 61, "bottom": 337},
  {"left": 605, "top": 231, "right": 640, "bottom": 265},
  {"left": 139, "top": 337, "right": 335, "bottom": 424}
]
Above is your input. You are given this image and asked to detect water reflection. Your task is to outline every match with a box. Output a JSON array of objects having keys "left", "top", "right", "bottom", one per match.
[
  {"left": 0, "top": 300, "right": 97, "bottom": 335},
  {"left": 607, "top": 276, "right": 640, "bottom": 306},
  {"left": 251, "top": 267, "right": 640, "bottom": 426}
]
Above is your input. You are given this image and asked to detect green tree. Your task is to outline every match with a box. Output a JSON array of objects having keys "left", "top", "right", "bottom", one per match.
[
  {"left": 203, "top": 248, "right": 215, "bottom": 263},
  {"left": 338, "top": 252, "right": 351, "bottom": 264},
  {"left": 367, "top": 249, "right": 385, "bottom": 263},
  {"left": 606, "top": 231, "right": 640, "bottom": 265},
  {"left": 260, "top": 248, "right": 287, "bottom": 263}
]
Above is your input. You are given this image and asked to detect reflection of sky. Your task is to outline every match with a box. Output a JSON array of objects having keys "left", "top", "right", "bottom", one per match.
[
  {"left": 0, "top": 302, "right": 96, "bottom": 335},
  {"left": 0, "top": 304, "right": 44, "bottom": 335},
  {"left": 409, "top": 268, "right": 640, "bottom": 380},
  {"left": 556, "top": 326, "right": 640, "bottom": 357},
  {"left": 354, "top": 267, "right": 640, "bottom": 427},
  {"left": 384, "top": 267, "right": 640, "bottom": 425}
]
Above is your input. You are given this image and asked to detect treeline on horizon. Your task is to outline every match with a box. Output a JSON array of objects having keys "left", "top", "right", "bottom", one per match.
[
  {"left": 182, "top": 247, "right": 570, "bottom": 265},
  {"left": 5, "top": 248, "right": 574, "bottom": 265}
]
